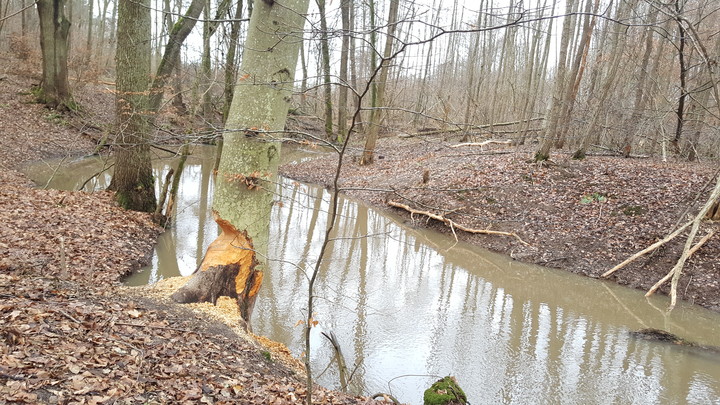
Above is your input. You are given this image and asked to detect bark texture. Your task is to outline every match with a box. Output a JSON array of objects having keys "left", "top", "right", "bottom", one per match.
[
  {"left": 36, "top": 0, "right": 72, "bottom": 108},
  {"left": 174, "top": 0, "right": 309, "bottom": 330},
  {"left": 109, "top": 0, "right": 156, "bottom": 212}
]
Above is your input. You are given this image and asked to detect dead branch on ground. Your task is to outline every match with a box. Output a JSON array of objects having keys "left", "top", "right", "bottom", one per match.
[
  {"left": 450, "top": 139, "right": 515, "bottom": 148},
  {"left": 404, "top": 117, "right": 545, "bottom": 137},
  {"left": 387, "top": 200, "right": 530, "bottom": 246}
]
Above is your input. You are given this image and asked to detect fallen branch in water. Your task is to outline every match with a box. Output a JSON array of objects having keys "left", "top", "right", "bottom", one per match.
[
  {"left": 645, "top": 230, "right": 716, "bottom": 297},
  {"left": 387, "top": 200, "right": 529, "bottom": 246},
  {"left": 601, "top": 218, "right": 694, "bottom": 278}
]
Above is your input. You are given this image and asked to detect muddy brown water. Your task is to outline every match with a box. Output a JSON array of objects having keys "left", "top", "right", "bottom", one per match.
[{"left": 25, "top": 146, "right": 720, "bottom": 404}]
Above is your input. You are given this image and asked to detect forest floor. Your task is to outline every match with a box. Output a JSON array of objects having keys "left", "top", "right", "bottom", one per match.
[
  {"left": 0, "top": 56, "right": 386, "bottom": 403},
  {"left": 279, "top": 132, "right": 720, "bottom": 312},
  {"left": 2, "top": 50, "right": 720, "bottom": 403}
]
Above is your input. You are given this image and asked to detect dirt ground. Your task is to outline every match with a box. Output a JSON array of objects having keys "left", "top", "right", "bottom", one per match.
[
  {"left": 279, "top": 135, "right": 720, "bottom": 311},
  {"left": 0, "top": 56, "right": 386, "bottom": 404}
]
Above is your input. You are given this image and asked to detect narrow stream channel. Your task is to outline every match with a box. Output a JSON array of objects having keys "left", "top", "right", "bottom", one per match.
[{"left": 26, "top": 146, "right": 720, "bottom": 404}]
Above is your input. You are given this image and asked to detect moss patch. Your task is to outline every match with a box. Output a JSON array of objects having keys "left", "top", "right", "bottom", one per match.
[{"left": 424, "top": 376, "right": 467, "bottom": 405}]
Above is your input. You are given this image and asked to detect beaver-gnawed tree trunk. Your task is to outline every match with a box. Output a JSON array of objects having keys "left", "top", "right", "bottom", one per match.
[
  {"left": 171, "top": 0, "right": 310, "bottom": 331},
  {"left": 108, "top": 0, "right": 156, "bottom": 212},
  {"left": 171, "top": 217, "right": 263, "bottom": 330}
]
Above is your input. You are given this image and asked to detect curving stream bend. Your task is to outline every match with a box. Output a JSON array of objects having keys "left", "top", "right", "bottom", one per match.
[{"left": 26, "top": 146, "right": 720, "bottom": 405}]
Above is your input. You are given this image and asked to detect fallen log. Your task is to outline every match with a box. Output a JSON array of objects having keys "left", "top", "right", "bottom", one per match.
[
  {"left": 405, "top": 117, "right": 545, "bottom": 137},
  {"left": 450, "top": 139, "right": 515, "bottom": 148},
  {"left": 387, "top": 200, "right": 529, "bottom": 245}
]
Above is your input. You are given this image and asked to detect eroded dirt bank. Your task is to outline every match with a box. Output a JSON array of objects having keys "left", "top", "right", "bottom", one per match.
[
  {"left": 0, "top": 62, "right": 385, "bottom": 404},
  {"left": 279, "top": 136, "right": 720, "bottom": 311}
]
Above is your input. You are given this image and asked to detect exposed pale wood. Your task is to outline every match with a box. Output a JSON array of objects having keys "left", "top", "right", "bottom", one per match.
[
  {"left": 388, "top": 200, "right": 529, "bottom": 245},
  {"left": 668, "top": 175, "right": 720, "bottom": 309},
  {"left": 601, "top": 219, "right": 694, "bottom": 278},
  {"left": 645, "top": 230, "right": 716, "bottom": 297}
]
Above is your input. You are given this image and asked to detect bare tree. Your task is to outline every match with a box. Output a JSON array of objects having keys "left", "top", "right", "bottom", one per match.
[
  {"left": 36, "top": 0, "right": 73, "bottom": 109},
  {"left": 360, "top": 0, "right": 400, "bottom": 165},
  {"left": 109, "top": 0, "right": 155, "bottom": 212}
]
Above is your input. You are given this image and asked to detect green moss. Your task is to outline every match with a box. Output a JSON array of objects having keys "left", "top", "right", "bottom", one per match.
[
  {"left": 424, "top": 376, "right": 467, "bottom": 405},
  {"left": 114, "top": 181, "right": 157, "bottom": 212},
  {"left": 261, "top": 350, "right": 273, "bottom": 362}
]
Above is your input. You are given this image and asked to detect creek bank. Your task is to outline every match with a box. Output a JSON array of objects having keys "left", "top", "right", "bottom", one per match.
[
  {"left": 279, "top": 136, "right": 720, "bottom": 311},
  {"left": 0, "top": 65, "right": 387, "bottom": 404}
]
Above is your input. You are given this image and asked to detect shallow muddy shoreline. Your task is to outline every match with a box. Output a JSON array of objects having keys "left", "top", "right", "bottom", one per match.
[{"left": 279, "top": 137, "right": 720, "bottom": 312}]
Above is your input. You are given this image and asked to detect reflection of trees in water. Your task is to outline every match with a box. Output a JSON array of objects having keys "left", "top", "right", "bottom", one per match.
[{"left": 253, "top": 180, "right": 720, "bottom": 403}]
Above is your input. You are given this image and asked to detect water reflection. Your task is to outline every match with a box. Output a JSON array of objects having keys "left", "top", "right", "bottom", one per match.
[{"left": 24, "top": 147, "right": 720, "bottom": 405}]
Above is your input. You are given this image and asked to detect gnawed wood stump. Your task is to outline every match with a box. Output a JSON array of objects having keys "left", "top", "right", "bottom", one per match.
[{"left": 172, "top": 213, "right": 263, "bottom": 331}]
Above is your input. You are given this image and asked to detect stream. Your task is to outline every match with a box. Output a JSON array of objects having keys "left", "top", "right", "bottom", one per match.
[{"left": 25, "top": 145, "right": 720, "bottom": 404}]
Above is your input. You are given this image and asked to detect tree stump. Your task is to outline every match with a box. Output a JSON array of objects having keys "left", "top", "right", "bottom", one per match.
[{"left": 171, "top": 214, "right": 263, "bottom": 331}]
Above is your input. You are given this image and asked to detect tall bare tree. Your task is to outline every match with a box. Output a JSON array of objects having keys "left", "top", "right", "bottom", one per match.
[
  {"left": 36, "top": 0, "right": 72, "bottom": 109},
  {"left": 360, "top": 0, "right": 400, "bottom": 165},
  {"left": 315, "top": 0, "right": 334, "bottom": 140},
  {"left": 109, "top": 0, "right": 155, "bottom": 212}
]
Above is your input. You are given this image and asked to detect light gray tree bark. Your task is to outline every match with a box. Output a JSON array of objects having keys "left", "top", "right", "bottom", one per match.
[
  {"left": 337, "top": 0, "right": 351, "bottom": 142},
  {"left": 173, "top": 0, "right": 310, "bottom": 336}
]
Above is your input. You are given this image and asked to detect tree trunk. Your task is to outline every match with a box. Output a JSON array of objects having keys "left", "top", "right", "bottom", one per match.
[
  {"left": 337, "top": 0, "right": 351, "bottom": 142},
  {"left": 85, "top": 0, "right": 93, "bottom": 58},
  {"left": 360, "top": 0, "right": 400, "bottom": 165},
  {"left": 621, "top": 5, "right": 658, "bottom": 156},
  {"left": 36, "top": 0, "right": 72, "bottom": 109},
  {"left": 109, "top": 0, "right": 156, "bottom": 213},
  {"left": 201, "top": 0, "right": 212, "bottom": 118},
  {"left": 671, "top": 0, "right": 688, "bottom": 155},
  {"left": 148, "top": 0, "right": 205, "bottom": 113},
  {"left": 553, "top": 0, "right": 598, "bottom": 149},
  {"left": 535, "top": 0, "right": 577, "bottom": 161},
  {"left": 223, "top": 0, "right": 244, "bottom": 123},
  {"left": 316, "top": 0, "right": 334, "bottom": 140},
  {"left": 173, "top": 0, "right": 310, "bottom": 331}
]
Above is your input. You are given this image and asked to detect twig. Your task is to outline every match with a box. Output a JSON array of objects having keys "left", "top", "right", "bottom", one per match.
[
  {"left": 601, "top": 218, "right": 694, "bottom": 278},
  {"left": 54, "top": 309, "right": 82, "bottom": 324},
  {"left": 43, "top": 157, "right": 69, "bottom": 190},
  {"left": 370, "top": 393, "right": 401, "bottom": 404},
  {"left": 77, "top": 162, "right": 115, "bottom": 191},
  {"left": 388, "top": 200, "right": 530, "bottom": 245}
]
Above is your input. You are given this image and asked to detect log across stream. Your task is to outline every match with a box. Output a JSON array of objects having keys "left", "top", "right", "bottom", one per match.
[{"left": 26, "top": 145, "right": 720, "bottom": 405}]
